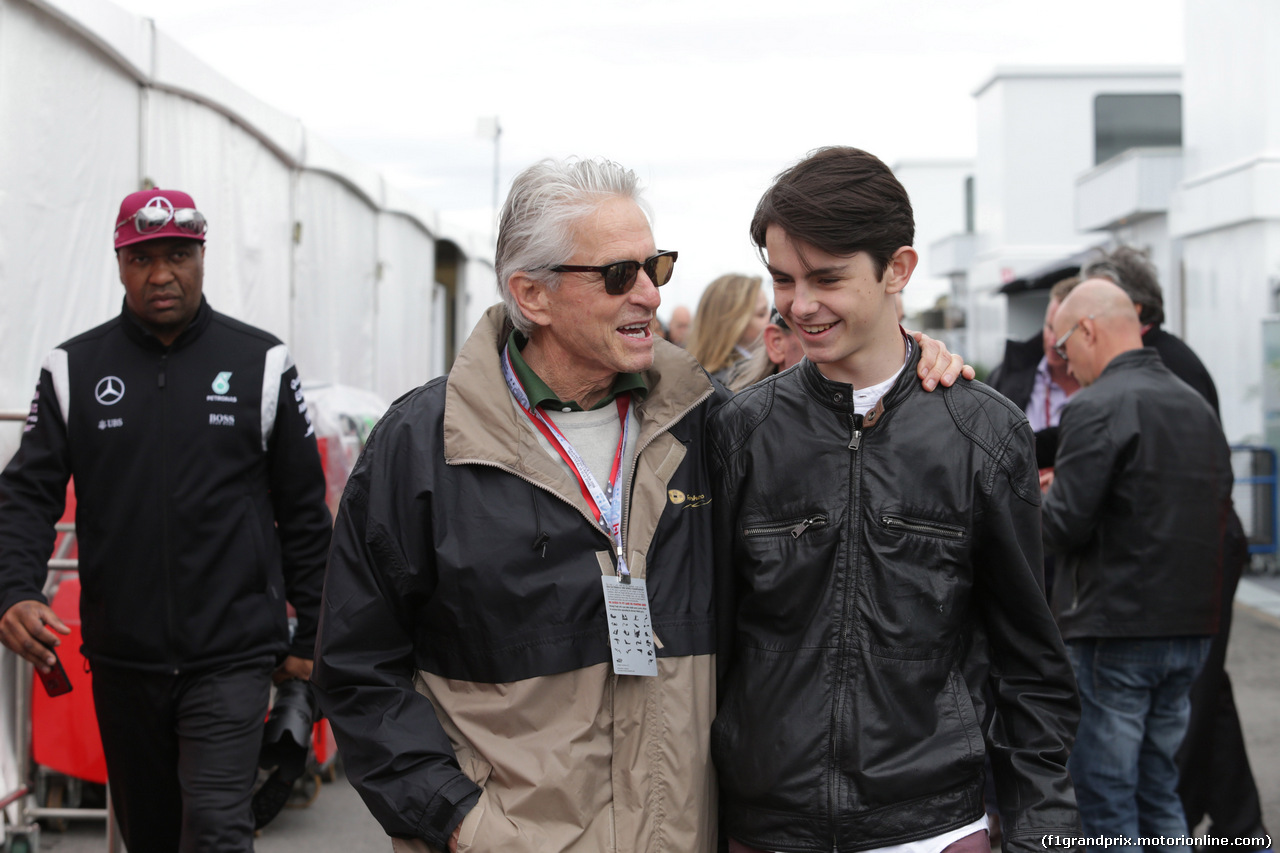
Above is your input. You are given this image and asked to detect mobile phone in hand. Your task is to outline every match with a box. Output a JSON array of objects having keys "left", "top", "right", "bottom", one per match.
[{"left": 36, "top": 648, "right": 73, "bottom": 697}]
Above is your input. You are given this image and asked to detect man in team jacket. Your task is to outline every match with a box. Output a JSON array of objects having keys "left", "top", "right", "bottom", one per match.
[{"left": 0, "top": 188, "right": 331, "bottom": 853}]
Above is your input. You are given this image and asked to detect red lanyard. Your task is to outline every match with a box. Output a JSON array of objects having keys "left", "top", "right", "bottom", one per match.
[
  {"left": 520, "top": 395, "right": 630, "bottom": 526},
  {"left": 501, "top": 347, "right": 631, "bottom": 529}
]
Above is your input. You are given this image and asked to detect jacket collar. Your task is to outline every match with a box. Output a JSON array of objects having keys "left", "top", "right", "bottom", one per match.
[
  {"left": 1098, "top": 346, "right": 1160, "bottom": 379},
  {"left": 443, "top": 304, "right": 714, "bottom": 473},
  {"left": 119, "top": 295, "right": 213, "bottom": 351},
  {"left": 1002, "top": 330, "right": 1047, "bottom": 372},
  {"left": 796, "top": 332, "right": 922, "bottom": 430}
]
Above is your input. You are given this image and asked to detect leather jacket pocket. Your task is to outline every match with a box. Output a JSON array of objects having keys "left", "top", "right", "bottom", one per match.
[
  {"left": 737, "top": 511, "right": 839, "bottom": 644},
  {"left": 743, "top": 514, "right": 828, "bottom": 540},
  {"left": 848, "top": 658, "right": 984, "bottom": 806},
  {"left": 864, "top": 509, "right": 971, "bottom": 657},
  {"left": 878, "top": 513, "right": 965, "bottom": 541}
]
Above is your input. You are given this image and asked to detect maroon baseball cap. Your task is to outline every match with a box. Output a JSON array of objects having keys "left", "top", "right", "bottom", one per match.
[{"left": 113, "top": 188, "right": 208, "bottom": 250}]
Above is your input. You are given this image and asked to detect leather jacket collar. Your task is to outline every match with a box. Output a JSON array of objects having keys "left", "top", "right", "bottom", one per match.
[{"left": 796, "top": 333, "right": 923, "bottom": 430}]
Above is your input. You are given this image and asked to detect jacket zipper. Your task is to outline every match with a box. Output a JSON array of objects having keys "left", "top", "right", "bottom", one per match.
[
  {"left": 159, "top": 351, "right": 178, "bottom": 673},
  {"left": 880, "top": 514, "right": 966, "bottom": 540},
  {"left": 830, "top": 412, "right": 865, "bottom": 849},
  {"left": 617, "top": 386, "right": 715, "bottom": 572},
  {"left": 483, "top": 385, "right": 713, "bottom": 853},
  {"left": 743, "top": 515, "right": 827, "bottom": 539}
]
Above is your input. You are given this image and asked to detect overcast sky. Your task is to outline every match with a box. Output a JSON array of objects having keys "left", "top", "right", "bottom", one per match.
[{"left": 109, "top": 0, "right": 1184, "bottom": 319}]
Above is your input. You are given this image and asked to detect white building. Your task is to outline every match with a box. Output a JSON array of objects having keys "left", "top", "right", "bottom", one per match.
[
  {"left": 893, "top": 160, "right": 974, "bottom": 323},
  {"left": 1169, "top": 0, "right": 1280, "bottom": 449},
  {"left": 0, "top": 0, "right": 495, "bottom": 434},
  {"left": 924, "top": 0, "right": 1280, "bottom": 453},
  {"left": 932, "top": 65, "right": 1183, "bottom": 372}
]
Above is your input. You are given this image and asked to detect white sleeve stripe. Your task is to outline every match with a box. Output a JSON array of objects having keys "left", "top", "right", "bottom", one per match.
[
  {"left": 261, "top": 345, "right": 289, "bottom": 452},
  {"left": 43, "top": 348, "right": 71, "bottom": 426}
]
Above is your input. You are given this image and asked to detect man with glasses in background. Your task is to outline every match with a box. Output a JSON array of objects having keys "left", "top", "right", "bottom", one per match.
[
  {"left": 312, "top": 156, "right": 970, "bottom": 853},
  {"left": 0, "top": 188, "right": 331, "bottom": 851},
  {"left": 1041, "top": 277, "right": 1232, "bottom": 853}
]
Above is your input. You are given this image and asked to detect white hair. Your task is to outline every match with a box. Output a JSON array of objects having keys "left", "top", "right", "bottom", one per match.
[{"left": 495, "top": 158, "right": 650, "bottom": 334}]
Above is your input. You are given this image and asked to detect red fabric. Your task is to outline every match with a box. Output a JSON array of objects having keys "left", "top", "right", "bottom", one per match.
[{"left": 30, "top": 574, "right": 108, "bottom": 784}]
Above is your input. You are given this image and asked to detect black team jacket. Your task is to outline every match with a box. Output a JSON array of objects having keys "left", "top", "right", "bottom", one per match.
[{"left": 0, "top": 298, "right": 331, "bottom": 671}]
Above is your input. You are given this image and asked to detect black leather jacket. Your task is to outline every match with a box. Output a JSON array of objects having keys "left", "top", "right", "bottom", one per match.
[
  {"left": 986, "top": 331, "right": 1043, "bottom": 411},
  {"left": 708, "top": 352, "right": 1079, "bottom": 853},
  {"left": 1042, "top": 348, "right": 1232, "bottom": 640}
]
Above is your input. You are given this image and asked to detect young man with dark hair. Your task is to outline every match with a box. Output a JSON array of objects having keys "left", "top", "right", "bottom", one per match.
[{"left": 708, "top": 146, "right": 1081, "bottom": 853}]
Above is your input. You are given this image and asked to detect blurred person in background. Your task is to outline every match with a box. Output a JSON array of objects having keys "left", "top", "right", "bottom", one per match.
[
  {"left": 1081, "top": 247, "right": 1216, "bottom": 420},
  {"left": 0, "top": 188, "right": 330, "bottom": 853},
  {"left": 987, "top": 276, "right": 1082, "bottom": 455},
  {"left": 726, "top": 306, "right": 805, "bottom": 392},
  {"left": 1042, "top": 278, "right": 1230, "bottom": 853},
  {"left": 687, "top": 273, "right": 769, "bottom": 382},
  {"left": 1080, "top": 245, "right": 1267, "bottom": 850},
  {"left": 989, "top": 275, "right": 1083, "bottom": 577},
  {"left": 667, "top": 304, "right": 692, "bottom": 347}
]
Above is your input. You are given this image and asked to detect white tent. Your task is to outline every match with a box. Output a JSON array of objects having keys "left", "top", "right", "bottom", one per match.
[{"left": 0, "top": 0, "right": 496, "bottom": 832}]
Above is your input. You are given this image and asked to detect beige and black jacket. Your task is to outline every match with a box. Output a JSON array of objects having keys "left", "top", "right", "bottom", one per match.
[{"left": 314, "top": 305, "right": 727, "bottom": 852}]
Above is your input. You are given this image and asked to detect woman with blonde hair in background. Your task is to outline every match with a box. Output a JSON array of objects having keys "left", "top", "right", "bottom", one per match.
[{"left": 687, "top": 273, "right": 770, "bottom": 383}]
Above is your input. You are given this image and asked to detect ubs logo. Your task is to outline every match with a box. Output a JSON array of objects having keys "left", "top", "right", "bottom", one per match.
[{"left": 95, "top": 376, "right": 125, "bottom": 406}]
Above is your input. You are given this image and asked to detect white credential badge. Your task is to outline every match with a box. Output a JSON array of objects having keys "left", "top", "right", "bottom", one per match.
[{"left": 601, "top": 576, "right": 658, "bottom": 677}]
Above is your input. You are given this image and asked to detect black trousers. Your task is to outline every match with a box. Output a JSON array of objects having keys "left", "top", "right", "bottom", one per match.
[
  {"left": 90, "top": 657, "right": 274, "bottom": 853},
  {"left": 1176, "top": 515, "right": 1269, "bottom": 844}
]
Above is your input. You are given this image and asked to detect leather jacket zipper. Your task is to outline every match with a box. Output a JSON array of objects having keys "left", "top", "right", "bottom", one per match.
[
  {"left": 832, "top": 412, "right": 865, "bottom": 846},
  {"left": 880, "top": 514, "right": 965, "bottom": 540},
  {"left": 743, "top": 515, "right": 828, "bottom": 539}
]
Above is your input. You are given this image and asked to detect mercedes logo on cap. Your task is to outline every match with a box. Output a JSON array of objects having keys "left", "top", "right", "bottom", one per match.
[
  {"left": 144, "top": 196, "right": 174, "bottom": 215},
  {"left": 95, "top": 376, "right": 125, "bottom": 406}
]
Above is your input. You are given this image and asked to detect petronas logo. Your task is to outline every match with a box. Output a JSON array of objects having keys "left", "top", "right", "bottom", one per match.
[{"left": 212, "top": 372, "right": 233, "bottom": 394}]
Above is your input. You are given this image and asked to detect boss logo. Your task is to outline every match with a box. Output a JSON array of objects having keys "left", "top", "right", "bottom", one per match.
[{"left": 209, "top": 413, "right": 236, "bottom": 427}]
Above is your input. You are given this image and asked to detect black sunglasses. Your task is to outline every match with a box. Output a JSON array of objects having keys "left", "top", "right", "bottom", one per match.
[{"left": 551, "top": 250, "right": 678, "bottom": 296}]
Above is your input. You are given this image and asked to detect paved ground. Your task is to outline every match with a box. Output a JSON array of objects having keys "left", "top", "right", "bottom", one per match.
[
  {"left": 1227, "top": 573, "right": 1280, "bottom": 842},
  {"left": 21, "top": 576, "right": 1280, "bottom": 852}
]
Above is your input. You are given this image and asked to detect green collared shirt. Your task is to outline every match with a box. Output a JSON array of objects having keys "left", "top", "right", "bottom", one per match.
[{"left": 506, "top": 331, "right": 648, "bottom": 411}]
